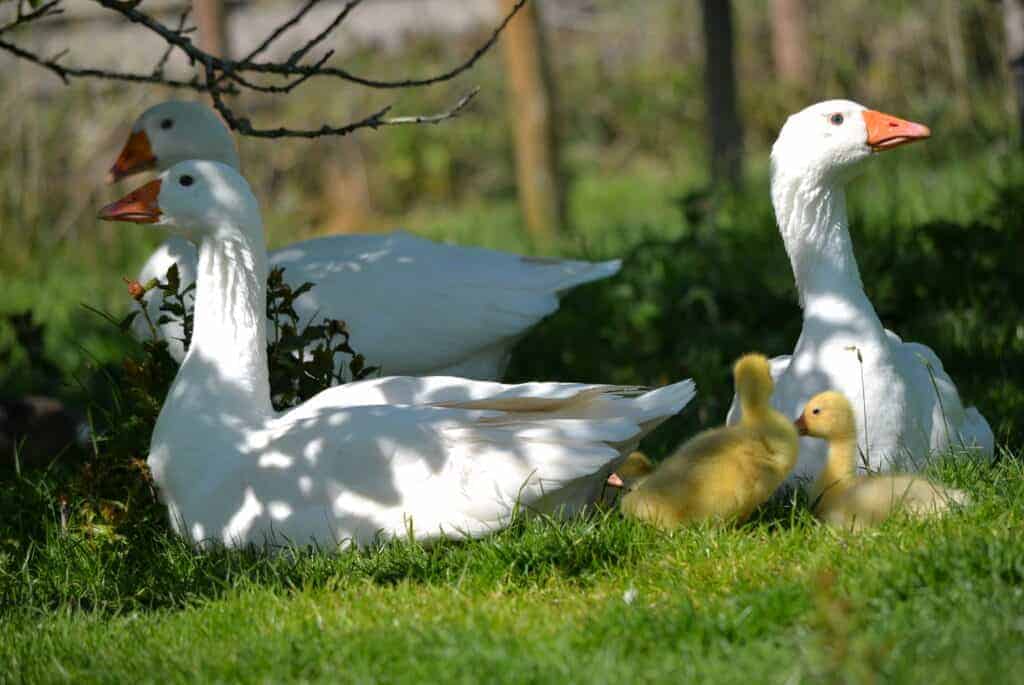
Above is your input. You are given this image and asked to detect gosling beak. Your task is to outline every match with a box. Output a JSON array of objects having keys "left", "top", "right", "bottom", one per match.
[
  {"left": 794, "top": 414, "right": 809, "bottom": 436},
  {"left": 106, "top": 130, "right": 157, "bottom": 184},
  {"left": 606, "top": 473, "right": 625, "bottom": 489},
  {"left": 98, "top": 179, "right": 162, "bottom": 224},
  {"left": 862, "top": 110, "right": 931, "bottom": 152}
]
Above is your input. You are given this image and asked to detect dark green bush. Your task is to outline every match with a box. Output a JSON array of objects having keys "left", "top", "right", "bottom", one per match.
[{"left": 509, "top": 175, "right": 1024, "bottom": 453}]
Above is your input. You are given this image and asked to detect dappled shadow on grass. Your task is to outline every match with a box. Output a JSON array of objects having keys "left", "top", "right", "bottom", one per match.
[
  {"left": 0, "top": 448, "right": 1019, "bottom": 647},
  {"left": 1, "top": 454, "right": 1019, "bottom": 622},
  {"left": 0, "top": 487, "right": 820, "bottom": 617},
  {"left": 0, "top": 494, "right": 665, "bottom": 616}
]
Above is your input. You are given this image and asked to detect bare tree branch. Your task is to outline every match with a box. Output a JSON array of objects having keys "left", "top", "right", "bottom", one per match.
[
  {"left": 0, "top": 0, "right": 63, "bottom": 35},
  {"left": 224, "top": 49, "right": 335, "bottom": 94},
  {"left": 0, "top": 0, "right": 528, "bottom": 138},
  {"left": 0, "top": 0, "right": 213, "bottom": 90},
  {"left": 0, "top": 34, "right": 212, "bottom": 89},
  {"left": 234, "top": 0, "right": 527, "bottom": 89},
  {"left": 92, "top": 0, "right": 526, "bottom": 89},
  {"left": 204, "top": 56, "right": 480, "bottom": 139}
]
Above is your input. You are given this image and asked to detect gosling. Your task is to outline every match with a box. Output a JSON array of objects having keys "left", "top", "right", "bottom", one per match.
[
  {"left": 796, "top": 391, "right": 970, "bottom": 531},
  {"left": 618, "top": 354, "right": 799, "bottom": 529}
]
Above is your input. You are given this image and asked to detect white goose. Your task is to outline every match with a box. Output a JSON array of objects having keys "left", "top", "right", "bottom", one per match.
[
  {"left": 98, "top": 160, "right": 695, "bottom": 549},
  {"left": 728, "top": 100, "right": 993, "bottom": 484},
  {"left": 108, "top": 101, "right": 620, "bottom": 378}
]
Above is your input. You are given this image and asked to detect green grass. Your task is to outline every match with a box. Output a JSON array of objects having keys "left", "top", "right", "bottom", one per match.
[{"left": 2, "top": 455, "right": 1022, "bottom": 683}]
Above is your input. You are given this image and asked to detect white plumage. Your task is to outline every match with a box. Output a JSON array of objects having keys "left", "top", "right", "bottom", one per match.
[{"left": 728, "top": 100, "right": 992, "bottom": 484}]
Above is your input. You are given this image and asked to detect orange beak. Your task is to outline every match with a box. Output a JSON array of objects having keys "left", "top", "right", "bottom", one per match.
[
  {"left": 606, "top": 472, "right": 625, "bottom": 489},
  {"left": 106, "top": 130, "right": 157, "bottom": 184},
  {"left": 794, "top": 414, "right": 809, "bottom": 436},
  {"left": 98, "top": 179, "right": 162, "bottom": 224},
  {"left": 862, "top": 110, "right": 931, "bottom": 152}
]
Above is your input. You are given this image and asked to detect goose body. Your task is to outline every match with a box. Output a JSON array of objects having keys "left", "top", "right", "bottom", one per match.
[
  {"left": 620, "top": 354, "right": 799, "bottom": 528},
  {"left": 728, "top": 101, "right": 993, "bottom": 484},
  {"left": 112, "top": 101, "right": 620, "bottom": 378},
  {"left": 99, "top": 161, "right": 694, "bottom": 549},
  {"left": 797, "top": 391, "right": 970, "bottom": 531}
]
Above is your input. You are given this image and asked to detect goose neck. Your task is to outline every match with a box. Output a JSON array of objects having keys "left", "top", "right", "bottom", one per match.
[
  {"left": 771, "top": 170, "right": 868, "bottom": 309},
  {"left": 810, "top": 436, "right": 857, "bottom": 510},
  {"left": 179, "top": 228, "right": 272, "bottom": 418}
]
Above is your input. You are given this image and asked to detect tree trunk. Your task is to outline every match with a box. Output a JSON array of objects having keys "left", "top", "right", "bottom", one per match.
[
  {"left": 771, "top": 0, "right": 811, "bottom": 89},
  {"left": 500, "top": 0, "right": 565, "bottom": 241},
  {"left": 1005, "top": 0, "right": 1024, "bottom": 146},
  {"left": 195, "top": 0, "right": 231, "bottom": 58},
  {"left": 699, "top": 0, "right": 744, "bottom": 187}
]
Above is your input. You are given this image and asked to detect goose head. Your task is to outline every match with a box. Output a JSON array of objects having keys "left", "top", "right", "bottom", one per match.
[
  {"left": 99, "top": 160, "right": 261, "bottom": 244},
  {"left": 795, "top": 391, "right": 856, "bottom": 441},
  {"left": 771, "top": 100, "right": 930, "bottom": 185},
  {"left": 107, "top": 101, "right": 240, "bottom": 183}
]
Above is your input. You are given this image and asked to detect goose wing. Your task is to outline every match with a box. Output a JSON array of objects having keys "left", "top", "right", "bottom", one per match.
[
  {"left": 189, "top": 379, "right": 696, "bottom": 547},
  {"left": 272, "top": 230, "right": 620, "bottom": 378}
]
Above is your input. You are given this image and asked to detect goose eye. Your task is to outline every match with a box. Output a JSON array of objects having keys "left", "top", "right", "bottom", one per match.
[
  {"left": 812, "top": 408, "right": 821, "bottom": 415},
  {"left": 829, "top": 113, "right": 844, "bottom": 126},
  {"left": 179, "top": 174, "right": 194, "bottom": 187},
  {"left": 160, "top": 118, "right": 174, "bottom": 130}
]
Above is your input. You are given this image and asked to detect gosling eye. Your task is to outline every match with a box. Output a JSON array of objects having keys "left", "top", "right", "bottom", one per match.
[
  {"left": 829, "top": 113, "right": 844, "bottom": 126},
  {"left": 160, "top": 118, "right": 174, "bottom": 130},
  {"left": 178, "top": 174, "right": 194, "bottom": 187},
  {"left": 812, "top": 408, "right": 821, "bottom": 415}
]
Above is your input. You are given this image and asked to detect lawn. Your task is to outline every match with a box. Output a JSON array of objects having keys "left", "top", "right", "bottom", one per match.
[{"left": 2, "top": 455, "right": 1022, "bottom": 683}]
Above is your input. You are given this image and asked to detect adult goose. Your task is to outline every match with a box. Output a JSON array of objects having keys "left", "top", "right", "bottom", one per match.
[
  {"left": 98, "top": 161, "right": 695, "bottom": 549},
  {"left": 728, "top": 101, "right": 992, "bottom": 484},
  {"left": 107, "top": 101, "right": 620, "bottom": 379}
]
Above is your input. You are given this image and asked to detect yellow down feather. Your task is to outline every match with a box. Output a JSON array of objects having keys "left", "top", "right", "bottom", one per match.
[
  {"left": 620, "top": 354, "right": 799, "bottom": 529},
  {"left": 797, "top": 390, "right": 970, "bottom": 531}
]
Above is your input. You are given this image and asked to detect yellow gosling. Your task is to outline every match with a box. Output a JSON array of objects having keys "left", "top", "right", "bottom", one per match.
[
  {"left": 619, "top": 354, "right": 800, "bottom": 529},
  {"left": 602, "top": 451, "right": 656, "bottom": 506},
  {"left": 797, "top": 391, "right": 970, "bottom": 532},
  {"left": 607, "top": 451, "right": 655, "bottom": 487},
  {"left": 619, "top": 451, "right": 655, "bottom": 479}
]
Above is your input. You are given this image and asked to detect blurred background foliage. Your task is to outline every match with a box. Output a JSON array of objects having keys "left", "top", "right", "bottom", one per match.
[{"left": 0, "top": 0, "right": 1021, "bottom": 467}]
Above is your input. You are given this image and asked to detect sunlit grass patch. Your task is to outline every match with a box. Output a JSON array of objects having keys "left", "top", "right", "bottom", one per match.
[{"left": 1, "top": 454, "right": 1021, "bottom": 683}]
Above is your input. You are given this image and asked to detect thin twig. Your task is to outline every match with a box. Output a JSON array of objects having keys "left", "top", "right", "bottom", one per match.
[
  {"left": 238, "top": 0, "right": 321, "bottom": 64},
  {"left": 0, "top": 36, "right": 214, "bottom": 90},
  {"left": 205, "top": 57, "right": 480, "bottom": 139},
  {"left": 378, "top": 87, "right": 481, "bottom": 125},
  {"left": 152, "top": 6, "right": 192, "bottom": 78},
  {"left": 0, "top": 0, "right": 62, "bottom": 35},
  {"left": 283, "top": 0, "right": 362, "bottom": 67},
  {"left": 225, "top": 50, "right": 335, "bottom": 94}
]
